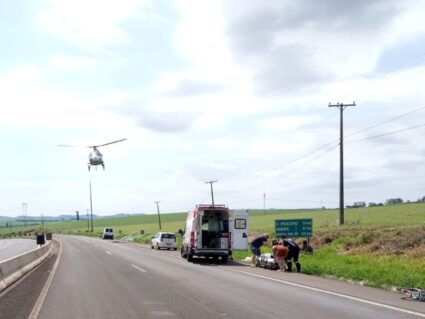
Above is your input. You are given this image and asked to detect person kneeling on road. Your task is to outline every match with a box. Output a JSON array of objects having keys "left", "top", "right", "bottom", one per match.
[
  {"left": 250, "top": 233, "right": 270, "bottom": 267},
  {"left": 283, "top": 236, "right": 301, "bottom": 273},
  {"left": 272, "top": 239, "right": 288, "bottom": 272}
]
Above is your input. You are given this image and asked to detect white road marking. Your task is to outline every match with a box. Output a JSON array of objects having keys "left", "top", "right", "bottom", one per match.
[
  {"left": 131, "top": 264, "right": 147, "bottom": 273},
  {"left": 127, "top": 243, "right": 425, "bottom": 317},
  {"left": 29, "top": 241, "right": 63, "bottom": 319},
  {"left": 105, "top": 250, "right": 112, "bottom": 255},
  {"left": 218, "top": 266, "right": 425, "bottom": 318}
]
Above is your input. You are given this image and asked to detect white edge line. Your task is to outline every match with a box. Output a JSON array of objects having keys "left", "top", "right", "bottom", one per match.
[
  {"left": 131, "top": 264, "right": 147, "bottom": 273},
  {"left": 105, "top": 250, "right": 112, "bottom": 255},
  {"left": 218, "top": 266, "right": 425, "bottom": 318},
  {"left": 129, "top": 243, "right": 424, "bottom": 317},
  {"left": 29, "top": 240, "right": 63, "bottom": 319}
]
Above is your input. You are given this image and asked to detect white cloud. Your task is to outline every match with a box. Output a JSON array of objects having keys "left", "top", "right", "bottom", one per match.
[
  {"left": 3, "top": 1, "right": 425, "bottom": 216},
  {"left": 38, "top": 0, "right": 152, "bottom": 52},
  {"left": 51, "top": 55, "right": 101, "bottom": 69},
  {"left": 257, "top": 116, "right": 316, "bottom": 132}
]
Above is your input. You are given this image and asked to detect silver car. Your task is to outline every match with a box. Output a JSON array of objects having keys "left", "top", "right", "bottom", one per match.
[{"left": 151, "top": 232, "right": 177, "bottom": 250}]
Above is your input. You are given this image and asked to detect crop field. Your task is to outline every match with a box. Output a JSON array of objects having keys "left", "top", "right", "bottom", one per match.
[{"left": 1, "top": 203, "right": 424, "bottom": 289}]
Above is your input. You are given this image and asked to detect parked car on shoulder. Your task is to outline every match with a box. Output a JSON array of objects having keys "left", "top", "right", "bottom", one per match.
[
  {"left": 151, "top": 232, "right": 177, "bottom": 250},
  {"left": 102, "top": 228, "right": 114, "bottom": 240}
]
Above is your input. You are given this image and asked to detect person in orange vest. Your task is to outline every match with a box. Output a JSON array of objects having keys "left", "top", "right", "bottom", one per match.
[{"left": 272, "top": 239, "right": 288, "bottom": 272}]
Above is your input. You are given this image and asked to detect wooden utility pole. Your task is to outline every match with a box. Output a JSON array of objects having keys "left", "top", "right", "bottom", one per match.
[
  {"left": 205, "top": 180, "right": 218, "bottom": 206},
  {"left": 154, "top": 201, "right": 162, "bottom": 230},
  {"left": 328, "top": 101, "right": 356, "bottom": 225}
]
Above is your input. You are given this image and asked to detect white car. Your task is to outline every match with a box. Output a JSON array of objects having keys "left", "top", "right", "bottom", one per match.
[
  {"left": 102, "top": 228, "right": 114, "bottom": 240},
  {"left": 151, "top": 232, "right": 177, "bottom": 250}
]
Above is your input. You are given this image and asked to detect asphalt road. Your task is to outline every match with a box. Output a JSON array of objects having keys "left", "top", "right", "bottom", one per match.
[
  {"left": 0, "top": 238, "right": 37, "bottom": 261},
  {"left": 35, "top": 235, "right": 424, "bottom": 319}
]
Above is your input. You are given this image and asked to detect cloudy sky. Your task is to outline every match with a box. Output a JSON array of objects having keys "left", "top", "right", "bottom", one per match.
[{"left": 1, "top": 0, "right": 425, "bottom": 217}]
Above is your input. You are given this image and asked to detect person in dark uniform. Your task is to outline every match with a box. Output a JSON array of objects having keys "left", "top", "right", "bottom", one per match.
[
  {"left": 250, "top": 233, "right": 269, "bottom": 267},
  {"left": 283, "top": 236, "right": 301, "bottom": 272}
]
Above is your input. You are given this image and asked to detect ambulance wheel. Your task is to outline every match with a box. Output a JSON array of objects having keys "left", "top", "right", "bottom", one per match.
[
  {"left": 221, "top": 256, "right": 228, "bottom": 263},
  {"left": 187, "top": 252, "right": 193, "bottom": 262}
]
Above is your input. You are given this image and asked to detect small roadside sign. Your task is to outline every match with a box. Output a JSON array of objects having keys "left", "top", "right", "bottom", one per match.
[{"left": 275, "top": 218, "right": 313, "bottom": 237}]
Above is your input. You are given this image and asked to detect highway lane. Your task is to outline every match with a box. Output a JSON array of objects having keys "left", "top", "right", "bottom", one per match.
[
  {"left": 37, "top": 235, "right": 424, "bottom": 319},
  {"left": 0, "top": 238, "right": 36, "bottom": 261}
]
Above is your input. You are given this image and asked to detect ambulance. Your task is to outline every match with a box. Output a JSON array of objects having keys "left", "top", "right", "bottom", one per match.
[{"left": 180, "top": 204, "right": 249, "bottom": 263}]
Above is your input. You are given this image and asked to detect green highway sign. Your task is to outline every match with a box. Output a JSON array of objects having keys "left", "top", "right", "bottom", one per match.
[{"left": 275, "top": 218, "right": 313, "bottom": 237}]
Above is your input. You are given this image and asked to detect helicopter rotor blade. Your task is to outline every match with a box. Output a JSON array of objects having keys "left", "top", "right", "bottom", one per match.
[
  {"left": 57, "top": 144, "right": 79, "bottom": 148},
  {"left": 93, "top": 138, "right": 127, "bottom": 148}
]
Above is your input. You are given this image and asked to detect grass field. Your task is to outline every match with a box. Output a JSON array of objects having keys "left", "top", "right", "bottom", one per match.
[{"left": 1, "top": 203, "right": 424, "bottom": 289}]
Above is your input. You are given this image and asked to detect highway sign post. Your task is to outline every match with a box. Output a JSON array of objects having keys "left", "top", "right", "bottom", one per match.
[{"left": 275, "top": 218, "right": 313, "bottom": 238}]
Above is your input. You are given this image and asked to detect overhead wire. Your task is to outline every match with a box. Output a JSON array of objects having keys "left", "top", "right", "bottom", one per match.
[
  {"left": 350, "top": 50, "right": 425, "bottom": 100},
  {"left": 345, "top": 106, "right": 425, "bottom": 139},
  {"left": 267, "top": 198, "right": 337, "bottom": 204},
  {"left": 346, "top": 122, "right": 425, "bottom": 144}
]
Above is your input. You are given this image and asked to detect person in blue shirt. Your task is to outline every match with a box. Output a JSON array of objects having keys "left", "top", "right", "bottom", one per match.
[{"left": 250, "top": 233, "right": 269, "bottom": 266}]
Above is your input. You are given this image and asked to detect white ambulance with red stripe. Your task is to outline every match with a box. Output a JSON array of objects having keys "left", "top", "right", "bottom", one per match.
[{"left": 180, "top": 205, "right": 248, "bottom": 263}]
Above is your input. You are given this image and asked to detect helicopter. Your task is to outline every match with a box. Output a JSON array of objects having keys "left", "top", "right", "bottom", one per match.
[{"left": 58, "top": 139, "right": 127, "bottom": 171}]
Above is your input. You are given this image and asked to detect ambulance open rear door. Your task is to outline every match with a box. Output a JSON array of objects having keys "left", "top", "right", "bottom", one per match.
[{"left": 230, "top": 210, "right": 249, "bottom": 250}]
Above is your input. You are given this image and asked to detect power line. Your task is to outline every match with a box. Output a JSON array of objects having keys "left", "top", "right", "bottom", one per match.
[
  {"left": 267, "top": 198, "right": 337, "bottom": 204},
  {"left": 351, "top": 50, "right": 425, "bottom": 100},
  {"left": 229, "top": 104, "right": 424, "bottom": 188},
  {"left": 229, "top": 139, "right": 339, "bottom": 186},
  {"left": 275, "top": 51, "right": 425, "bottom": 144},
  {"left": 345, "top": 106, "right": 425, "bottom": 139},
  {"left": 222, "top": 52, "right": 425, "bottom": 189},
  {"left": 346, "top": 122, "right": 425, "bottom": 144},
  {"left": 227, "top": 198, "right": 263, "bottom": 205}
]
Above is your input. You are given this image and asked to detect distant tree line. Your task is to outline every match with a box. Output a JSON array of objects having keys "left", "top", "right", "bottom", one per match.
[
  {"left": 347, "top": 195, "right": 425, "bottom": 208},
  {"left": 346, "top": 201, "right": 366, "bottom": 208}
]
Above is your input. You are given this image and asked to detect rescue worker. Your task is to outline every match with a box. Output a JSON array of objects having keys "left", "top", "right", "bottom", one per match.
[
  {"left": 250, "top": 233, "right": 270, "bottom": 267},
  {"left": 272, "top": 239, "right": 288, "bottom": 272},
  {"left": 282, "top": 236, "right": 301, "bottom": 272}
]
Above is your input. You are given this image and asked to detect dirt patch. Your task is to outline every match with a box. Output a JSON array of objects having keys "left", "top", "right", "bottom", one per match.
[{"left": 311, "top": 226, "right": 425, "bottom": 257}]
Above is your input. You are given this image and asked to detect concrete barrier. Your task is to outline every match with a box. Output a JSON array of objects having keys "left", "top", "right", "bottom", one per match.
[{"left": 0, "top": 240, "right": 52, "bottom": 293}]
